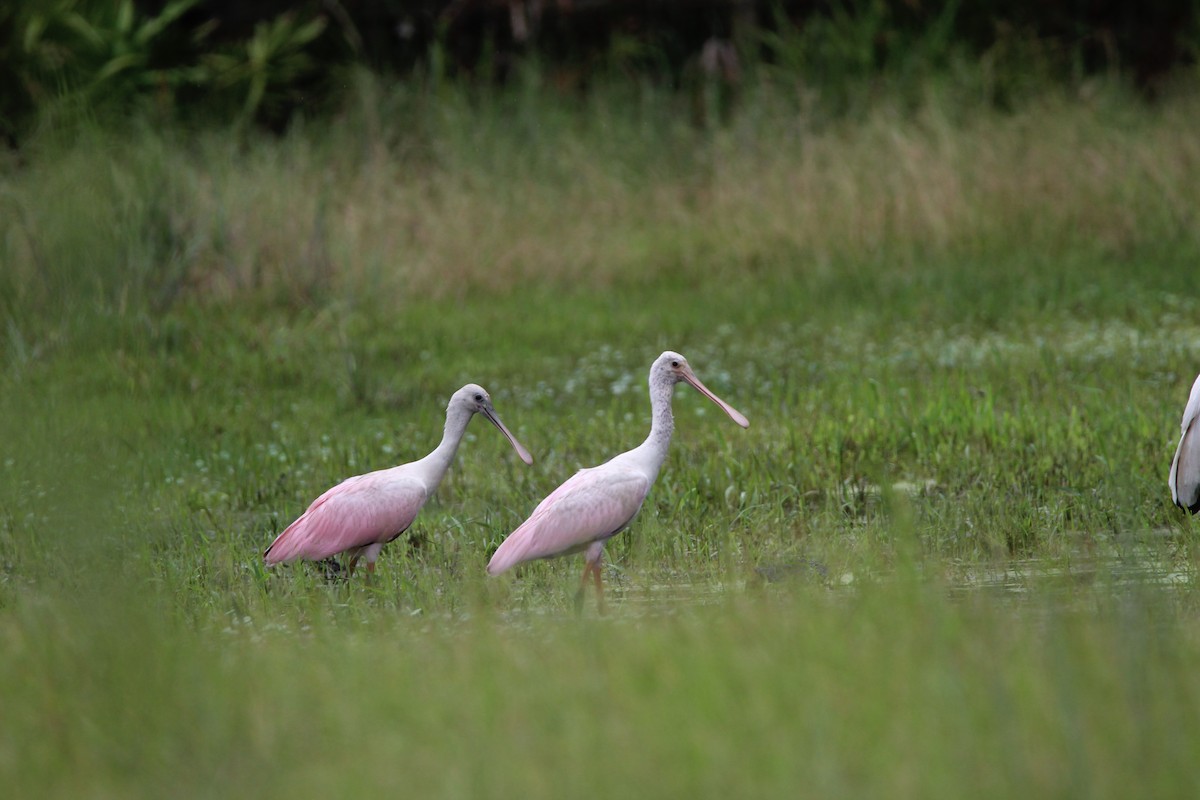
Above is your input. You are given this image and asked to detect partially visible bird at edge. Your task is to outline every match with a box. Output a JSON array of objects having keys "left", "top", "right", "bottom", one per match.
[
  {"left": 264, "top": 384, "right": 533, "bottom": 577},
  {"left": 1170, "top": 371, "right": 1200, "bottom": 514},
  {"left": 487, "top": 351, "right": 749, "bottom": 612}
]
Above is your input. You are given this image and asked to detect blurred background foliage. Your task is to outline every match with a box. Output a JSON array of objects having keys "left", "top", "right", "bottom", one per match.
[{"left": 0, "top": 0, "right": 1197, "bottom": 144}]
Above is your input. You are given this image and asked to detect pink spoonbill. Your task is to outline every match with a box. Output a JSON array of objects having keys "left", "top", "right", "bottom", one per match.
[
  {"left": 487, "top": 351, "right": 749, "bottom": 611},
  {"left": 265, "top": 384, "right": 533, "bottom": 576},
  {"left": 1170, "top": 371, "right": 1200, "bottom": 514}
]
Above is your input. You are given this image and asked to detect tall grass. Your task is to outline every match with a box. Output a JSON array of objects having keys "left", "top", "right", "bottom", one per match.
[
  {"left": 5, "top": 571, "right": 1200, "bottom": 798},
  {"left": 3, "top": 74, "right": 1198, "bottom": 320},
  {"left": 3, "top": 73, "right": 1200, "bottom": 797}
]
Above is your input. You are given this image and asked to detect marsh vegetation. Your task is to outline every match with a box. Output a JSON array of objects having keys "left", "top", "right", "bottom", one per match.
[{"left": 3, "top": 23, "right": 1200, "bottom": 796}]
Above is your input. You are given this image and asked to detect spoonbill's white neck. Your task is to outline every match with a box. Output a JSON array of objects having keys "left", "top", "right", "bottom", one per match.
[
  {"left": 631, "top": 374, "right": 678, "bottom": 480},
  {"left": 412, "top": 402, "right": 474, "bottom": 488}
]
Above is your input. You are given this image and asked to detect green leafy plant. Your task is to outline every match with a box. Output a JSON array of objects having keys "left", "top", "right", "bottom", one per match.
[
  {"left": 0, "top": 1, "right": 330, "bottom": 138},
  {"left": 58, "top": 0, "right": 210, "bottom": 100},
  {"left": 1, "top": 0, "right": 213, "bottom": 127},
  {"left": 204, "top": 12, "right": 328, "bottom": 126}
]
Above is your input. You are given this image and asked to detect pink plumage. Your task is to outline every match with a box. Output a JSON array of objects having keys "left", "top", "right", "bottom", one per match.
[
  {"left": 487, "top": 351, "right": 748, "bottom": 611},
  {"left": 487, "top": 467, "right": 651, "bottom": 574},
  {"left": 264, "top": 383, "right": 532, "bottom": 576},
  {"left": 264, "top": 472, "right": 426, "bottom": 564}
]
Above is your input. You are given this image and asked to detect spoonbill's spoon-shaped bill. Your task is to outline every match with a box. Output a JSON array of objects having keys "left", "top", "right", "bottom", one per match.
[
  {"left": 487, "top": 351, "right": 748, "bottom": 612},
  {"left": 265, "top": 384, "right": 532, "bottom": 576},
  {"left": 1170, "top": 372, "right": 1200, "bottom": 514}
]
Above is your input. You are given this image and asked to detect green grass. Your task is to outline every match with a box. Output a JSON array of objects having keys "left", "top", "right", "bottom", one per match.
[{"left": 3, "top": 76, "right": 1200, "bottom": 797}]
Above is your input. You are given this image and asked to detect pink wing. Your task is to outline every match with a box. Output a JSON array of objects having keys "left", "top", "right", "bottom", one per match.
[
  {"left": 264, "top": 472, "right": 427, "bottom": 564},
  {"left": 487, "top": 466, "right": 652, "bottom": 574}
]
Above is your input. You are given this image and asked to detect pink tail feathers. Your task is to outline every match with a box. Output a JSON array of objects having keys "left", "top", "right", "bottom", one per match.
[
  {"left": 487, "top": 530, "right": 533, "bottom": 575},
  {"left": 263, "top": 517, "right": 307, "bottom": 566}
]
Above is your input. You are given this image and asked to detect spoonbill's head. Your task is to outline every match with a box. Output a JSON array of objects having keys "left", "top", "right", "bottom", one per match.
[
  {"left": 653, "top": 351, "right": 750, "bottom": 428},
  {"left": 451, "top": 383, "right": 534, "bottom": 464}
]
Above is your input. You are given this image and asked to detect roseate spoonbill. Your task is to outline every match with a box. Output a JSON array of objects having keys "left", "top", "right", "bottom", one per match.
[
  {"left": 487, "top": 351, "right": 749, "bottom": 611},
  {"left": 1170, "top": 371, "right": 1200, "bottom": 514},
  {"left": 265, "top": 384, "right": 533, "bottom": 576}
]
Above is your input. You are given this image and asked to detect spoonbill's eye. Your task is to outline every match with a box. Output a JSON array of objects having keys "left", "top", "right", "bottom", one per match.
[
  {"left": 671, "top": 360, "right": 680, "bottom": 368},
  {"left": 474, "top": 393, "right": 484, "bottom": 402}
]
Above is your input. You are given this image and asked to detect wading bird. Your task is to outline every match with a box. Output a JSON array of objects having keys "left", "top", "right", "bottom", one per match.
[
  {"left": 487, "top": 351, "right": 749, "bottom": 611},
  {"left": 265, "top": 384, "right": 532, "bottom": 576},
  {"left": 1169, "top": 371, "right": 1200, "bottom": 514}
]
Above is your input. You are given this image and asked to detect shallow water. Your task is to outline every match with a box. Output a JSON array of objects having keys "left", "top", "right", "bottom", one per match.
[
  {"left": 590, "top": 536, "right": 1198, "bottom": 620},
  {"left": 949, "top": 546, "right": 1194, "bottom": 599}
]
